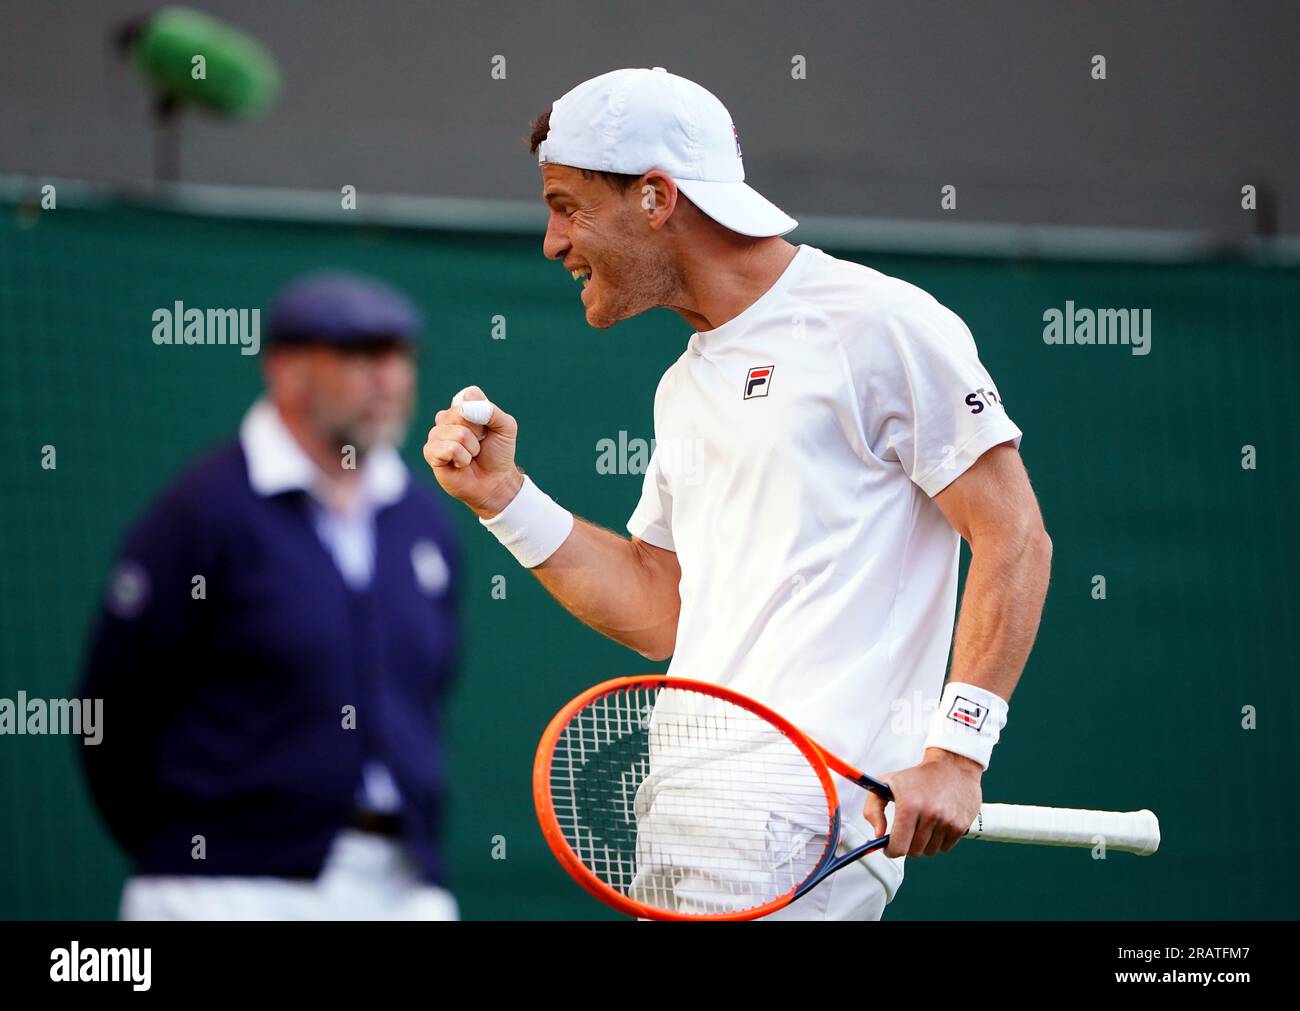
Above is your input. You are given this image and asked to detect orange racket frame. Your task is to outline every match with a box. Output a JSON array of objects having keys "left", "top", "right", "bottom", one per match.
[{"left": 532, "top": 675, "right": 893, "bottom": 921}]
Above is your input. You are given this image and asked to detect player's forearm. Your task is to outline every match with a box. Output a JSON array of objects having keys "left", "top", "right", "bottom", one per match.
[
  {"left": 422, "top": 396, "right": 680, "bottom": 658},
  {"left": 947, "top": 520, "right": 1052, "bottom": 703},
  {"left": 530, "top": 517, "right": 680, "bottom": 661}
]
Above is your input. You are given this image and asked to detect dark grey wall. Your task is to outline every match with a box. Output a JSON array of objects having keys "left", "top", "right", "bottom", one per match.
[{"left": 3, "top": 0, "right": 1298, "bottom": 234}]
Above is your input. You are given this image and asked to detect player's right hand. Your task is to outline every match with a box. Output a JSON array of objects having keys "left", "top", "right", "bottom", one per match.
[{"left": 423, "top": 385, "right": 524, "bottom": 519}]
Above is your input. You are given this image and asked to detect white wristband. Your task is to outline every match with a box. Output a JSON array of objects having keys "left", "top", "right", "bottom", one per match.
[
  {"left": 922, "top": 682, "right": 1009, "bottom": 771},
  {"left": 479, "top": 475, "right": 574, "bottom": 568}
]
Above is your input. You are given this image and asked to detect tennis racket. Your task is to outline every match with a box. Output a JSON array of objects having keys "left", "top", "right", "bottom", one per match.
[{"left": 533, "top": 676, "right": 1161, "bottom": 921}]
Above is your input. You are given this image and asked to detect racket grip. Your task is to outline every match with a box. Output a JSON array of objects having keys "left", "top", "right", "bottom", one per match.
[{"left": 966, "top": 804, "right": 1161, "bottom": 855}]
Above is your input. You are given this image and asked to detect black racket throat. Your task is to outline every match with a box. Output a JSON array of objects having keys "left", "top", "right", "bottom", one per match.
[{"left": 856, "top": 773, "right": 894, "bottom": 802}]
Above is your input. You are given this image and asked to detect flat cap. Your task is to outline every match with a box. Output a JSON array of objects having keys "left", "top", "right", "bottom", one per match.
[{"left": 267, "top": 272, "right": 420, "bottom": 347}]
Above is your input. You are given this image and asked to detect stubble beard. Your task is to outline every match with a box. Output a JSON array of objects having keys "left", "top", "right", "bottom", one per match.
[
  {"left": 588, "top": 233, "right": 685, "bottom": 330},
  {"left": 313, "top": 400, "right": 409, "bottom": 462}
]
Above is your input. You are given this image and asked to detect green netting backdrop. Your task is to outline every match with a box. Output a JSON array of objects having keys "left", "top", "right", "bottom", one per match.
[{"left": 1, "top": 198, "right": 1296, "bottom": 919}]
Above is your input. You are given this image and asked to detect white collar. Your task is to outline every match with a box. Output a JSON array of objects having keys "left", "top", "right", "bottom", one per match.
[{"left": 239, "top": 398, "right": 408, "bottom": 508}]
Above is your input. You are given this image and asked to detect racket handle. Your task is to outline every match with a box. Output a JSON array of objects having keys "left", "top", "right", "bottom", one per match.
[{"left": 966, "top": 804, "right": 1161, "bottom": 855}]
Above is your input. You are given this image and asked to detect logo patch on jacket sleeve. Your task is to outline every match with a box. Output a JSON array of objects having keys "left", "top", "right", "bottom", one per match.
[
  {"left": 106, "top": 560, "right": 150, "bottom": 620},
  {"left": 744, "top": 365, "right": 774, "bottom": 399},
  {"left": 946, "top": 696, "right": 988, "bottom": 730},
  {"left": 411, "top": 540, "right": 450, "bottom": 596}
]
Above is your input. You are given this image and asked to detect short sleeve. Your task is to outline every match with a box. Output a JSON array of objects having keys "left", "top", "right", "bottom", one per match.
[
  {"left": 860, "top": 298, "right": 1023, "bottom": 498},
  {"left": 626, "top": 447, "right": 675, "bottom": 551}
]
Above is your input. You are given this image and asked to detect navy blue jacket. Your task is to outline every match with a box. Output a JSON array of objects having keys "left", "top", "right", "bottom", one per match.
[{"left": 78, "top": 441, "right": 461, "bottom": 885}]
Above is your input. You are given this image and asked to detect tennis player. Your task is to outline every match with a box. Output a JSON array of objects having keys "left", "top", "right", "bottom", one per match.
[{"left": 423, "top": 68, "right": 1052, "bottom": 920}]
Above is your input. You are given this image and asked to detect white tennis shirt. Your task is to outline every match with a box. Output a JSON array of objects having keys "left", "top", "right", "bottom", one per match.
[{"left": 626, "top": 244, "right": 1022, "bottom": 899}]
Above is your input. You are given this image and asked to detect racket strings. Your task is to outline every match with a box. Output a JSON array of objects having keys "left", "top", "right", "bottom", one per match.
[{"left": 548, "top": 686, "right": 834, "bottom": 916}]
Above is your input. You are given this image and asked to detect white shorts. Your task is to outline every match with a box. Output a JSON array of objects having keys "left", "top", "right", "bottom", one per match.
[
  {"left": 632, "top": 846, "right": 893, "bottom": 921},
  {"left": 628, "top": 792, "right": 898, "bottom": 921},
  {"left": 119, "top": 829, "right": 459, "bottom": 921},
  {"left": 758, "top": 849, "right": 892, "bottom": 921}
]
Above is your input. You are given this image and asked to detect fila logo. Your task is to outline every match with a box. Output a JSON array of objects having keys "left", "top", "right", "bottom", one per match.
[
  {"left": 946, "top": 696, "right": 988, "bottom": 731},
  {"left": 744, "top": 365, "right": 774, "bottom": 399},
  {"left": 731, "top": 123, "right": 743, "bottom": 159}
]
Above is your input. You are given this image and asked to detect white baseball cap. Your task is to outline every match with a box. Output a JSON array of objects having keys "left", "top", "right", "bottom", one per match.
[{"left": 537, "top": 67, "right": 798, "bottom": 238}]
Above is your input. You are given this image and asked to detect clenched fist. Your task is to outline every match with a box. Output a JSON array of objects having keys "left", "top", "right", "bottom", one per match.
[{"left": 422, "top": 386, "right": 524, "bottom": 519}]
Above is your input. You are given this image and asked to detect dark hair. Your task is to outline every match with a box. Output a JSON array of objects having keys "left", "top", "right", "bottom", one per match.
[{"left": 529, "top": 108, "right": 641, "bottom": 192}]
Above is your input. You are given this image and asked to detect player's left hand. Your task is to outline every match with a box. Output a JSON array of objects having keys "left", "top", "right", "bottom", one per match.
[{"left": 863, "top": 748, "right": 983, "bottom": 858}]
